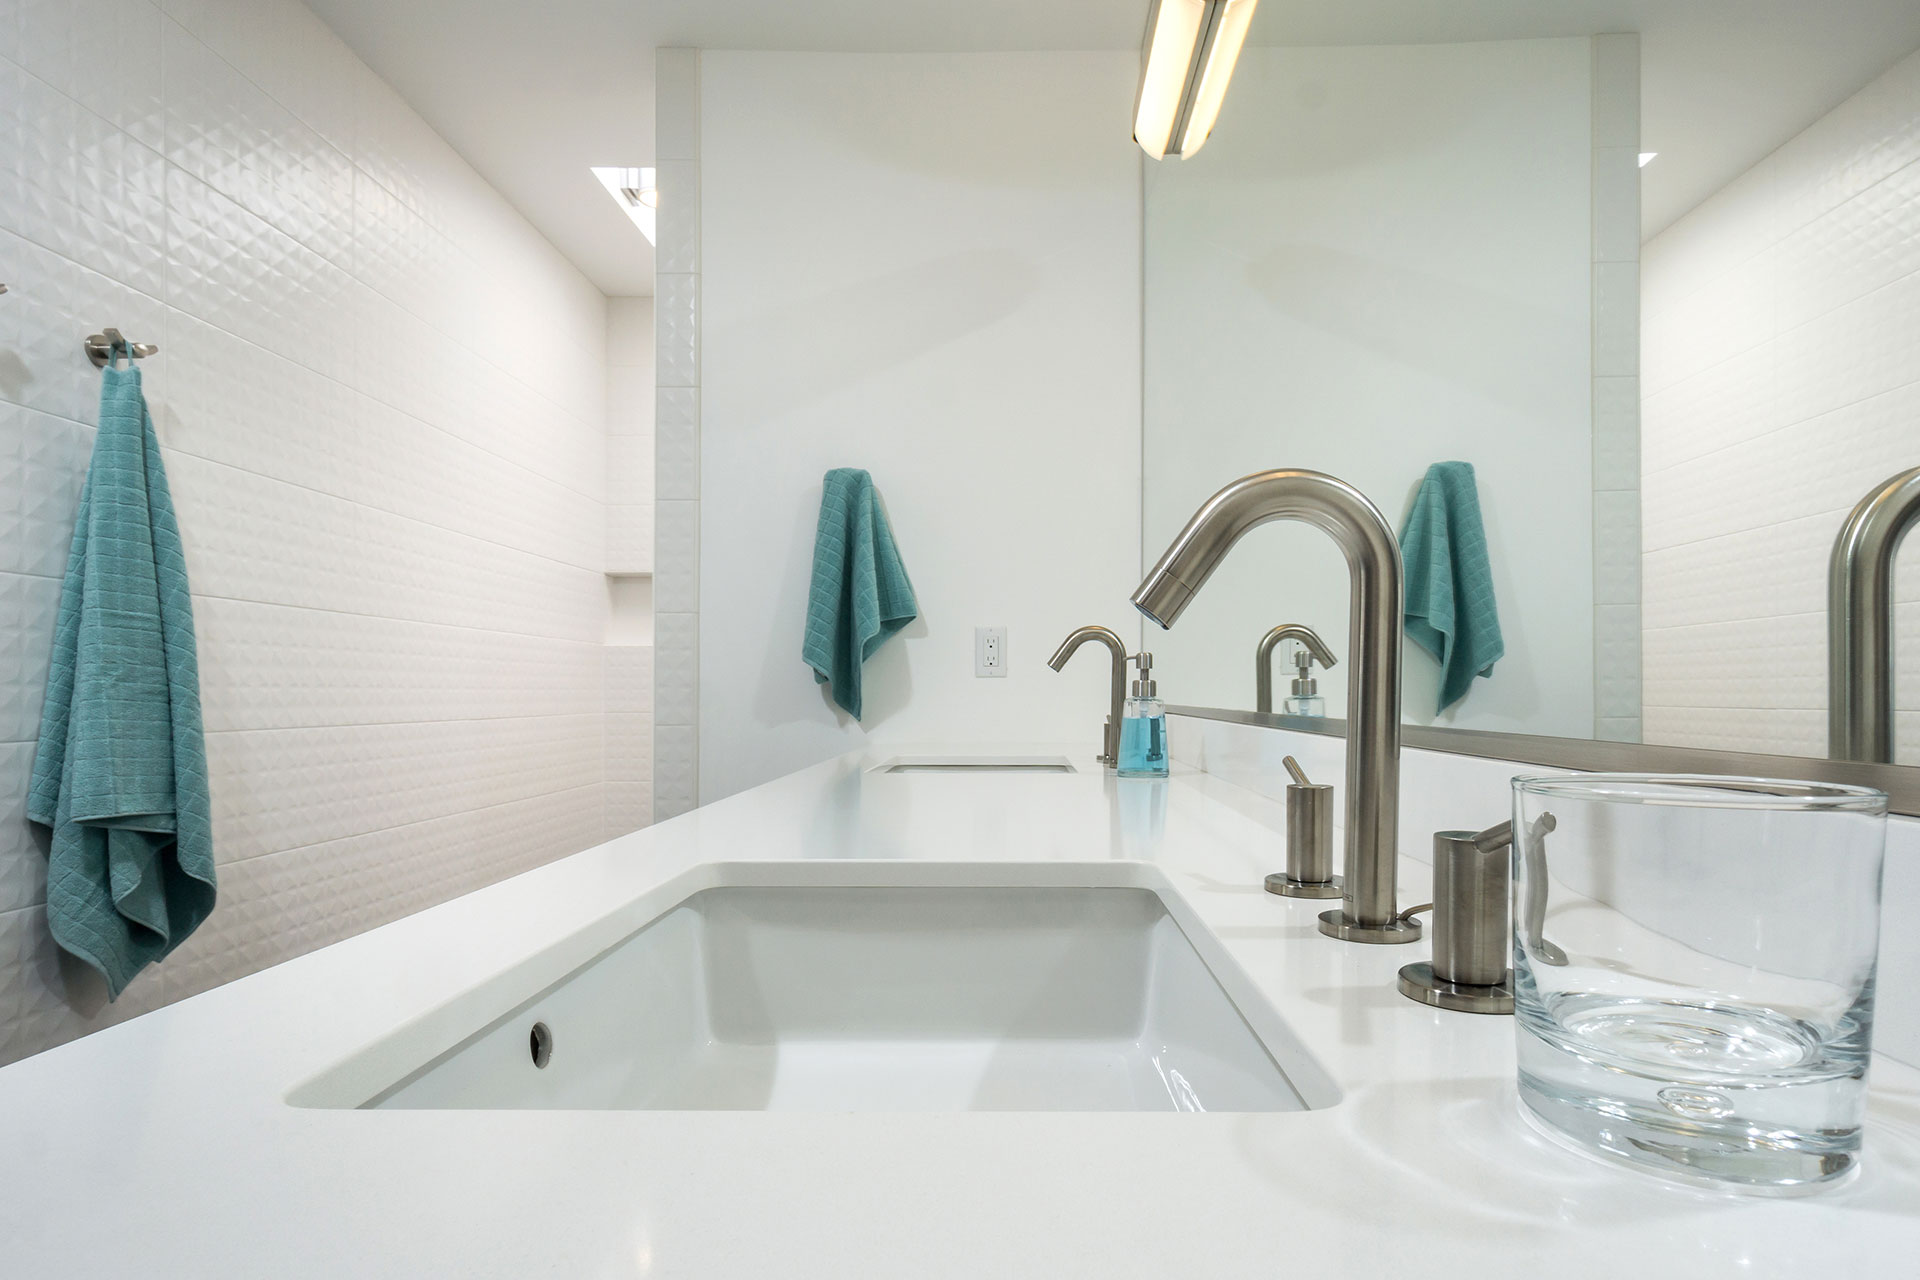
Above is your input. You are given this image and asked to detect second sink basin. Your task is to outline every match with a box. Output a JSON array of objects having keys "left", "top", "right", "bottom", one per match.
[{"left": 875, "top": 755, "right": 1076, "bottom": 773}]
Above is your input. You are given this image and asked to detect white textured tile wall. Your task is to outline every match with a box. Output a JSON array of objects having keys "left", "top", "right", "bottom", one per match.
[
  {"left": 605, "top": 295, "right": 653, "bottom": 836},
  {"left": 1590, "top": 34, "right": 1643, "bottom": 742},
  {"left": 652, "top": 48, "right": 699, "bottom": 822},
  {"left": 606, "top": 643, "right": 653, "bottom": 838},
  {"left": 0, "top": 0, "right": 608, "bottom": 1064},
  {"left": 606, "top": 295, "right": 654, "bottom": 572},
  {"left": 1642, "top": 47, "right": 1920, "bottom": 759}
]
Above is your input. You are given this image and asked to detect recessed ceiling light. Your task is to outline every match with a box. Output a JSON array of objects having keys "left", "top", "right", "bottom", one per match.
[
  {"left": 591, "top": 166, "right": 657, "bottom": 244},
  {"left": 1638, "top": 152, "right": 1658, "bottom": 167},
  {"left": 1133, "top": 0, "right": 1260, "bottom": 161}
]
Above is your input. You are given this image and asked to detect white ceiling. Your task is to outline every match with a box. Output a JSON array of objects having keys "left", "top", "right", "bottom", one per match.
[{"left": 303, "top": 0, "right": 1920, "bottom": 297}]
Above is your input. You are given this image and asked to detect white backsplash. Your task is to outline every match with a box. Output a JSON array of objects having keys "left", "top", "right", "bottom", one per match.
[
  {"left": 1169, "top": 713, "right": 1920, "bottom": 1070},
  {"left": 0, "top": 0, "right": 609, "bottom": 1064}
]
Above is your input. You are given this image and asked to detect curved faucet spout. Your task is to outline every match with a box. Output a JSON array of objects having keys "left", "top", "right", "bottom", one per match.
[
  {"left": 1256, "top": 623, "right": 1336, "bottom": 715},
  {"left": 1830, "top": 466, "right": 1920, "bottom": 762},
  {"left": 1133, "top": 469, "right": 1416, "bottom": 944},
  {"left": 1048, "top": 625, "right": 1129, "bottom": 766}
]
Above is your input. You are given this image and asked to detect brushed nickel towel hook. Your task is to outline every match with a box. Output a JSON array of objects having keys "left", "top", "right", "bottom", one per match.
[{"left": 85, "top": 327, "right": 158, "bottom": 368}]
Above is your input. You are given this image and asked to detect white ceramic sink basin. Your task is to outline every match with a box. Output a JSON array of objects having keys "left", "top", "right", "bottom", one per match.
[
  {"left": 874, "top": 754, "right": 1076, "bottom": 773},
  {"left": 297, "top": 867, "right": 1331, "bottom": 1113}
]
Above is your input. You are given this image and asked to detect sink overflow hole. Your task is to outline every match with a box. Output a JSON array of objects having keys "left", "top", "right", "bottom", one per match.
[{"left": 529, "top": 1021, "right": 553, "bottom": 1069}]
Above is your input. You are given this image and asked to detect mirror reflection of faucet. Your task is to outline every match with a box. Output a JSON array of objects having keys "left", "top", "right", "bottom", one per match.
[
  {"left": 1047, "top": 625, "right": 1129, "bottom": 767},
  {"left": 1256, "top": 624, "right": 1336, "bottom": 716}
]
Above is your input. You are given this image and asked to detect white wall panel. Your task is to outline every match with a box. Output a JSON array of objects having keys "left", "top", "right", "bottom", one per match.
[{"left": 697, "top": 51, "right": 1143, "bottom": 803}]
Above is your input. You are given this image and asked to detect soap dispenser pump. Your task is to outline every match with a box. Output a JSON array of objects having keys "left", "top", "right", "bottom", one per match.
[
  {"left": 1118, "top": 653, "right": 1169, "bottom": 778},
  {"left": 1284, "top": 643, "right": 1326, "bottom": 718}
]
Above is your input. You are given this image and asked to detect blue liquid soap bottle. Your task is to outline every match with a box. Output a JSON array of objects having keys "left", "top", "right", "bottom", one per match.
[{"left": 1118, "top": 652, "right": 1169, "bottom": 778}]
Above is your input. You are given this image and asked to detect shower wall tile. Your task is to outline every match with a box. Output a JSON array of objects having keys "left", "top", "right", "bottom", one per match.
[
  {"left": 655, "top": 272, "right": 700, "bottom": 389},
  {"left": 0, "top": 571, "right": 66, "bottom": 744},
  {"left": 607, "top": 433, "right": 654, "bottom": 509},
  {"left": 1589, "top": 35, "right": 1642, "bottom": 740},
  {"left": 161, "top": 15, "right": 354, "bottom": 269},
  {"left": 603, "top": 294, "right": 655, "bottom": 837},
  {"left": 606, "top": 505, "right": 655, "bottom": 574},
  {"left": 1591, "top": 376, "right": 1639, "bottom": 490},
  {"left": 654, "top": 499, "right": 699, "bottom": 614},
  {"left": 0, "top": 781, "right": 605, "bottom": 1060},
  {"left": 654, "top": 612, "right": 699, "bottom": 728},
  {"left": 654, "top": 158, "right": 700, "bottom": 276},
  {"left": 1591, "top": 260, "right": 1640, "bottom": 378},
  {"left": 608, "top": 364, "right": 653, "bottom": 435},
  {"left": 205, "top": 714, "right": 603, "bottom": 862},
  {"left": 0, "top": 228, "right": 168, "bottom": 426},
  {"left": 1643, "top": 46, "right": 1920, "bottom": 755},
  {"left": 655, "top": 723, "right": 698, "bottom": 819},
  {"left": 0, "top": 3, "right": 608, "bottom": 1063},
  {"left": 656, "top": 386, "right": 700, "bottom": 500},
  {"left": 653, "top": 51, "right": 700, "bottom": 821},
  {"left": 605, "top": 781, "right": 652, "bottom": 838},
  {"left": 608, "top": 644, "right": 655, "bottom": 714},
  {"left": 0, "top": 741, "right": 50, "bottom": 916},
  {"left": 12, "top": 0, "right": 166, "bottom": 152},
  {"left": 191, "top": 597, "right": 604, "bottom": 732}
]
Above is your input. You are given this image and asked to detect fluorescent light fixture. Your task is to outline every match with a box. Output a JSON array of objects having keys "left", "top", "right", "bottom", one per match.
[
  {"left": 1638, "top": 151, "right": 1658, "bottom": 167},
  {"left": 1132, "top": 0, "right": 1259, "bottom": 160},
  {"left": 591, "top": 166, "right": 657, "bottom": 244}
]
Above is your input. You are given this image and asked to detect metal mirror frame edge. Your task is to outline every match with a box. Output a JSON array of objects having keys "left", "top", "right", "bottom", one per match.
[{"left": 1166, "top": 705, "right": 1920, "bottom": 818}]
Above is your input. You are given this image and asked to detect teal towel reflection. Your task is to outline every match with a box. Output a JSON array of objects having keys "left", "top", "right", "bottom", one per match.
[{"left": 1399, "top": 461, "right": 1504, "bottom": 713}]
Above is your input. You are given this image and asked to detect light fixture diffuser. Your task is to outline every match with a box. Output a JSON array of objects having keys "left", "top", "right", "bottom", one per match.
[
  {"left": 1132, "top": 0, "right": 1259, "bottom": 160},
  {"left": 591, "top": 166, "right": 658, "bottom": 244}
]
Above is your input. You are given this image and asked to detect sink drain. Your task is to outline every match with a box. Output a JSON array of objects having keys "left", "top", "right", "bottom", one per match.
[{"left": 529, "top": 1021, "right": 553, "bottom": 1069}]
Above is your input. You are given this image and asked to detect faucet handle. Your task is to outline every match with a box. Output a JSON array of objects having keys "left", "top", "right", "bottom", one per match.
[
  {"left": 1394, "top": 817, "right": 1556, "bottom": 1015},
  {"left": 1265, "top": 755, "right": 1340, "bottom": 900}
]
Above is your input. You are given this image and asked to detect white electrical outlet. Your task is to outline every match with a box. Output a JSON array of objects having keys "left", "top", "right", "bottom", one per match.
[{"left": 975, "top": 626, "right": 1008, "bottom": 678}]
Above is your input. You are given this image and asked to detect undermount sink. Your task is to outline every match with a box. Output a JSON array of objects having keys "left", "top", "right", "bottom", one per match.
[
  {"left": 295, "top": 866, "right": 1331, "bottom": 1113},
  {"left": 875, "top": 755, "right": 1077, "bottom": 773}
]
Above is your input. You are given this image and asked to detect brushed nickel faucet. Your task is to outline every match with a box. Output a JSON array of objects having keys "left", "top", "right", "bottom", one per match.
[
  {"left": 1048, "top": 625, "right": 1129, "bottom": 767},
  {"left": 1829, "top": 466, "right": 1920, "bottom": 763},
  {"left": 1256, "top": 624, "right": 1336, "bottom": 715},
  {"left": 1133, "top": 469, "right": 1420, "bottom": 944}
]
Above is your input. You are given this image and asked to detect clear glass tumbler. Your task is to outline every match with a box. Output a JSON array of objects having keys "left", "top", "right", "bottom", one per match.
[{"left": 1510, "top": 774, "right": 1887, "bottom": 1193}]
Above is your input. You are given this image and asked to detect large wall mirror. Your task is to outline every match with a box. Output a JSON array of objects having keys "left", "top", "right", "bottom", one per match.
[{"left": 1142, "top": 12, "right": 1920, "bottom": 779}]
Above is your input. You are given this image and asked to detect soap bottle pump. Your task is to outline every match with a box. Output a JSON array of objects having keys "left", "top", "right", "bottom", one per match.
[
  {"left": 1118, "top": 652, "right": 1169, "bottom": 778},
  {"left": 1283, "top": 643, "right": 1326, "bottom": 718}
]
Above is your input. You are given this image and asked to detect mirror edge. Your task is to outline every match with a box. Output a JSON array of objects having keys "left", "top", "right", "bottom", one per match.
[{"left": 1167, "top": 705, "right": 1920, "bottom": 818}]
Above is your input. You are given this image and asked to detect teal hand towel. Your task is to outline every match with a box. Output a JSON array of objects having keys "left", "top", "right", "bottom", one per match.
[
  {"left": 802, "top": 468, "right": 918, "bottom": 721},
  {"left": 1399, "top": 461, "right": 1504, "bottom": 713},
  {"left": 28, "top": 364, "right": 215, "bottom": 999}
]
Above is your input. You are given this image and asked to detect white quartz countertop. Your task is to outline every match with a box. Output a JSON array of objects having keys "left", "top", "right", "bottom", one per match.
[{"left": 2, "top": 748, "right": 1917, "bottom": 1278}]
